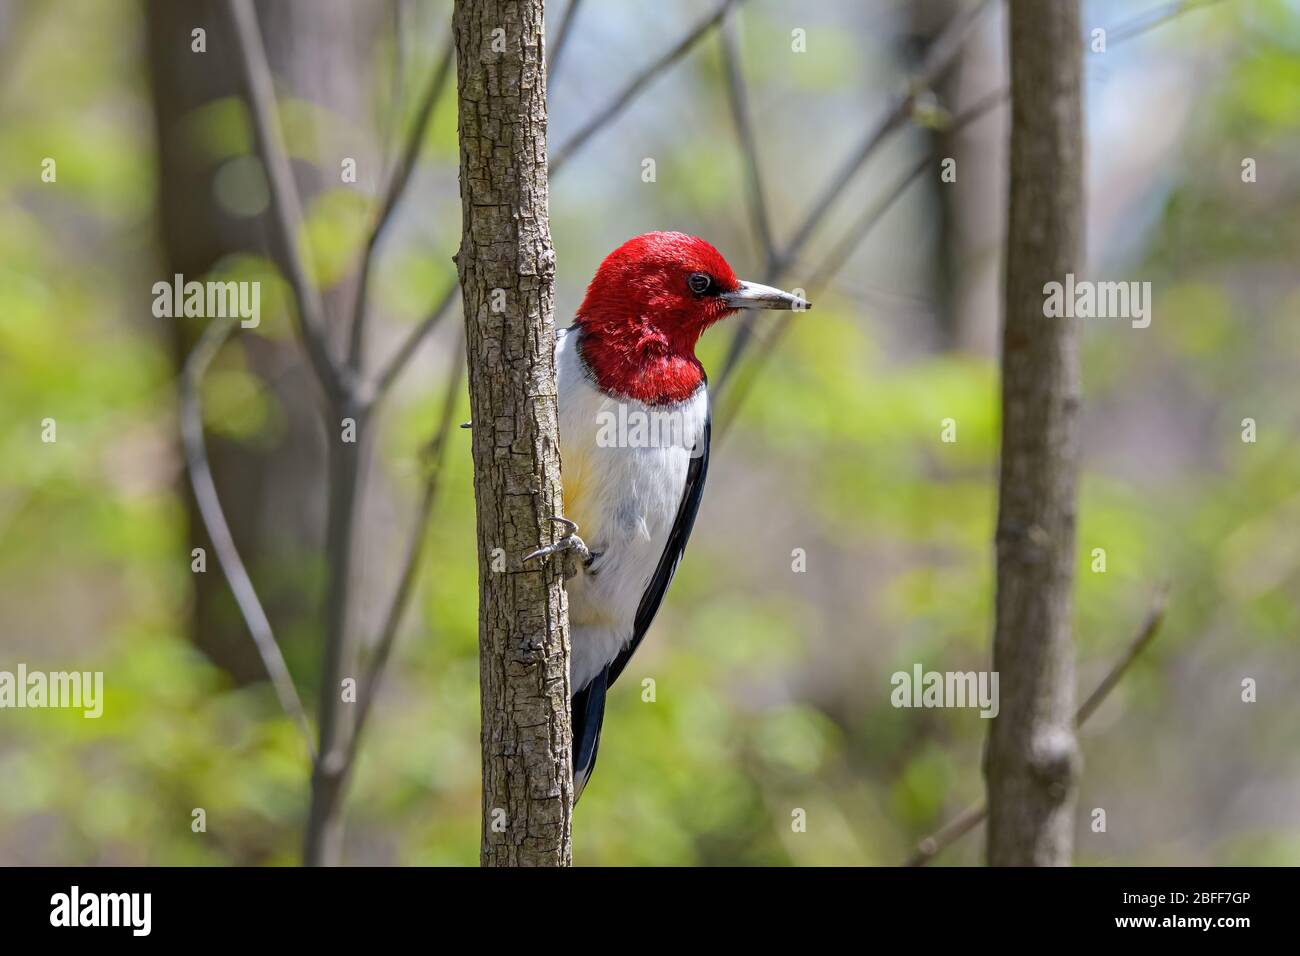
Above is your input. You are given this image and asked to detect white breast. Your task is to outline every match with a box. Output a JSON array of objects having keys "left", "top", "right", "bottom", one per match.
[{"left": 555, "top": 327, "right": 708, "bottom": 692}]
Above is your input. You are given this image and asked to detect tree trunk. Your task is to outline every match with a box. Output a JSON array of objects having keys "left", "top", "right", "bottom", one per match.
[
  {"left": 146, "top": 0, "right": 323, "bottom": 688},
  {"left": 452, "top": 0, "right": 573, "bottom": 867},
  {"left": 908, "top": 0, "right": 1007, "bottom": 356},
  {"left": 985, "top": 0, "right": 1084, "bottom": 867},
  {"left": 145, "top": 0, "right": 385, "bottom": 691}
]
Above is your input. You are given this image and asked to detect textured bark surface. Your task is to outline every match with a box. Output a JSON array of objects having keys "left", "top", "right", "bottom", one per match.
[
  {"left": 452, "top": 0, "right": 573, "bottom": 867},
  {"left": 985, "top": 0, "right": 1084, "bottom": 867}
]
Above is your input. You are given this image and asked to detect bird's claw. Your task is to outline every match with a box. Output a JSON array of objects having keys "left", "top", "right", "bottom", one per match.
[{"left": 524, "top": 516, "right": 592, "bottom": 567}]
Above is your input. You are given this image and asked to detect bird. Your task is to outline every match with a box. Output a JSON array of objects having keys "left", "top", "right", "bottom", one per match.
[{"left": 524, "top": 231, "right": 810, "bottom": 799}]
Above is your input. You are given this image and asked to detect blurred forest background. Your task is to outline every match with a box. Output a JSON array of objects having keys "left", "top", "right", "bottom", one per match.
[{"left": 1, "top": 0, "right": 1298, "bottom": 865}]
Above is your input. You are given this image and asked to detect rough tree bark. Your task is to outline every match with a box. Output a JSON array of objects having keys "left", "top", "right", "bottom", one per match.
[
  {"left": 452, "top": 0, "right": 573, "bottom": 867},
  {"left": 985, "top": 0, "right": 1084, "bottom": 867}
]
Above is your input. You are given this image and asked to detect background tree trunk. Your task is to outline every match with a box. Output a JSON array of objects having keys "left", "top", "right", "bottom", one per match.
[
  {"left": 149, "top": 0, "right": 393, "bottom": 867},
  {"left": 907, "top": 0, "right": 1006, "bottom": 356},
  {"left": 452, "top": 0, "right": 573, "bottom": 867},
  {"left": 985, "top": 0, "right": 1084, "bottom": 867},
  {"left": 146, "top": 0, "right": 383, "bottom": 690}
]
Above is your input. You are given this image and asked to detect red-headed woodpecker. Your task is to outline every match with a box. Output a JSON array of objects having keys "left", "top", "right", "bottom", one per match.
[{"left": 525, "top": 231, "right": 810, "bottom": 798}]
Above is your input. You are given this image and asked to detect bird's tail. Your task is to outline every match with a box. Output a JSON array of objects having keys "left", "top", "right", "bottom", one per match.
[{"left": 571, "top": 666, "right": 609, "bottom": 803}]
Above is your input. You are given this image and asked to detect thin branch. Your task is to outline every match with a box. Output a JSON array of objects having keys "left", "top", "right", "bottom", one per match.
[
  {"left": 547, "top": 0, "right": 583, "bottom": 80},
  {"left": 304, "top": 400, "right": 368, "bottom": 866},
  {"left": 719, "top": 6, "right": 775, "bottom": 272},
  {"left": 904, "top": 587, "right": 1171, "bottom": 867},
  {"left": 903, "top": 803, "right": 987, "bottom": 868},
  {"left": 225, "top": 0, "right": 342, "bottom": 409},
  {"left": 715, "top": 0, "right": 993, "bottom": 390},
  {"left": 345, "top": 335, "right": 466, "bottom": 772},
  {"left": 714, "top": 88, "right": 1008, "bottom": 439},
  {"left": 807, "top": 88, "right": 1009, "bottom": 292},
  {"left": 379, "top": 0, "right": 409, "bottom": 174},
  {"left": 371, "top": 278, "right": 460, "bottom": 401},
  {"left": 1109, "top": 0, "right": 1226, "bottom": 44},
  {"left": 348, "top": 28, "right": 457, "bottom": 376},
  {"left": 549, "top": 0, "right": 744, "bottom": 176},
  {"left": 716, "top": 0, "right": 1223, "bottom": 431},
  {"left": 1075, "top": 585, "right": 1172, "bottom": 726},
  {"left": 180, "top": 317, "right": 315, "bottom": 763},
  {"left": 772, "top": 0, "right": 991, "bottom": 279}
]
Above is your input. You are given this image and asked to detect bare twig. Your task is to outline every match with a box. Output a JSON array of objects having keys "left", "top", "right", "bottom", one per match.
[
  {"left": 225, "top": 0, "right": 366, "bottom": 866},
  {"left": 772, "top": 0, "right": 991, "bottom": 280},
  {"left": 1109, "top": 0, "right": 1226, "bottom": 44},
  {"left": 719, "top": 6, "right": 775, "bottom": 272},
  {"left": 904, "top": 803, "right": 987, "bottom": 868},
  {"left": 345, "top": 335, "right": 466, "bottom": 771},
  {"left": 716, "top": 0, "right": 1223, "bottom": 432},
  {"left": 904, "top": 587, "right": 1171, "bottom": 866},
  {"left": 180, "top": 316, "right": 315, "bottom": 763},
  {"left": 304, "top": 396, "right": 368, "bottom": 866},
  {"left": 808, "top": 89, "right": 1009, "bottom": 292},
  {"left": 226, "top": 0, "right": 342, "bottom": 409},
  {"left": 715, "top": 0, "right": 993, "bottom": 390},
  {"left": 547, "top": 0, "right": 583, "bottom": 79},
  {"left": 379, "top": 0, "right": 409, "bottom": 173},
  {"left": 348, "top": 28, "right": 456, "bottom": 377},
  {"left": 371, "top": 278, "right": 460, "bottom": 400},
  {"left": 549, "top": 0, "right": 744, "bottom": 175},
  {"left": 1075, "top": 585, "right": 1171, "bottom": 726},
  {"left": 714, "top": 87, "right": 1008, "bottom": 439}
]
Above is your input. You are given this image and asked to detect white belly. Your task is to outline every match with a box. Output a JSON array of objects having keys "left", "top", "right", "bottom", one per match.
[{"left": 555, "top": 328, "right": 708, "bottom": 692}]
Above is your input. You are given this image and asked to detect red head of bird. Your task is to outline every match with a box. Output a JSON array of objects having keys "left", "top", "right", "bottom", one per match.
[{"left": 574, "top": 231, "right": 810, "bottom": 405}]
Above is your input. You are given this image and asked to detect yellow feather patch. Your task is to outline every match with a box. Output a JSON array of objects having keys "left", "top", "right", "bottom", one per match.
[{"left": 561, "top": 441, "right": 598, "bottom": 543}]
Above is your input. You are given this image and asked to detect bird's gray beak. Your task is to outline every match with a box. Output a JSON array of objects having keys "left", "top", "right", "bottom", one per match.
[{"left": 721, "top": 280, "right": 811, "bottom": 312}]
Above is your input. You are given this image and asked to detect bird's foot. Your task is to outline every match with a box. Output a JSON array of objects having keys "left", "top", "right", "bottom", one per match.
[{"left": 523, "top": 516, "right": 593, "bottom": 569}]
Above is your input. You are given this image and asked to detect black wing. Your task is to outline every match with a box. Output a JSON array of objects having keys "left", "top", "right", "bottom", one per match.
[
  {"left": 571, "top": 664, "right": 608, "bottom": 801},
  {"left": 608, "top": 400, "right": 711, "bottom": 687}
]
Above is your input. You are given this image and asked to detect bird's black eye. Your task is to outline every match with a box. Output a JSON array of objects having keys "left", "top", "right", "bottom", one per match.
[{"left": 687, "top": 272, "right": 713, "bottom": 295}]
